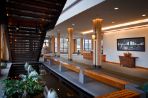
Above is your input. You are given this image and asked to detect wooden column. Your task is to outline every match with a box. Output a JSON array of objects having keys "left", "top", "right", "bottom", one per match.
[
  {"left": 48, "top": 37, "right": 51, "bottom": 53},
  {"left": 80, "top": 38, "right": 83, "bottom": 54},
  {"left": 51, "top": 35, "right": 55, "bottom": 56},
  {"left": 92, "top": 18, "right": 103, "bottom": 67},
  {"left": 57, "top": 33, "right": 60, "bottom": 57},
  {"left": 0, "top": 24, "right": 9, "bottom": 61},
  {"left": 67, "top": 28, "right": 73, "bottom": 61},
  {"left": 0, "top": 25, "right": 1, "bottom": 62}
]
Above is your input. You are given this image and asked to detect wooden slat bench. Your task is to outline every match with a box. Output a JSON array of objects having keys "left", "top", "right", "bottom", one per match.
[
  {"left": 60, "top": 61, "right": 80, "bottom": 73},
  {"left": 84, "top": 69, "right": 128, "bottom": 89},
  {"left": 50, "top": 58, "right": 60, "bottom": 65},
  {"left": 95, "top": 89, "right": 140, "bottom": 98}
]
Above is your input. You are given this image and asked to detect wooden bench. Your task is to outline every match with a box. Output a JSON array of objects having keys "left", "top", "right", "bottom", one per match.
[
  {"left": 50, "top": 58, "right": 60, "bottom": 65},
  {"left": 60, "top": 61, "right": 80, "bottom": 73},
  {"left": 84, "top": 69, "right": 128, "bottom": 89},
  {"left": 95, "top": 89, "right": 140, "bottom": 98}
]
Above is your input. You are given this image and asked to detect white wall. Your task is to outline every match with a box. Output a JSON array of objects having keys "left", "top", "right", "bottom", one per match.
[{"left": 103, "top": 26, "right": 148, "bottom": 68}]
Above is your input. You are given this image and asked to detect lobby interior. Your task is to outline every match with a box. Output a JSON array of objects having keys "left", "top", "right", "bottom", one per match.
[{"left": 1, "top": 0, "right": 148, "bottom": 98}]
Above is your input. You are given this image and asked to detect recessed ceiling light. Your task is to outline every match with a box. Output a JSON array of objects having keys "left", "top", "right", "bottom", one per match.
[
  {"left": 142, "top": 14, "right": 146, "bottom": 17},
  {"left": 16, "top": 27, "right": 19, "bottom": 30},
  {"left": 112, "top": 21, "right": 115, "bottom": 24},
  {"left": 72, "top": 23, "right": 75, "bottom": 26},
  {"left": 114, "top": 7, "right": 119, "bottom": 10}
]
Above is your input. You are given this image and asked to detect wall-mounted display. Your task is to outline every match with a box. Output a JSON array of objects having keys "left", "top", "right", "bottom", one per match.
[{"left": 117, "top": 37, "right": 145, "bottom": 51}]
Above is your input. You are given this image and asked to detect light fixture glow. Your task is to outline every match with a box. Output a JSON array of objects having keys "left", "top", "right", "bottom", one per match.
[
  {"left": 72, "top": 23, "right": 75, "bottom": 26},
  {"left": 92, "top": 34, "right": 96, "bottom": 40},
  {"left": 114, "top": 7, "right": 119, "bottom": 10},
  {"left": 82, "top": 18, "right": 148, "bottom": 35},
  {"left": 142, "top": 14, "right": 146, "bottom": 17}
]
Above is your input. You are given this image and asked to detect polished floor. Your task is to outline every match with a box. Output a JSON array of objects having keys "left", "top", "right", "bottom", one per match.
[{"left": 59, "top": 54, "right": 148, "bottom": 85}]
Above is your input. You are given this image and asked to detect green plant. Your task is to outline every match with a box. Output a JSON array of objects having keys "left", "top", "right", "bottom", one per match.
[
  {"left": 2, "top": 77, "right": 43, "bottom": 97},
  {"left": 2, "top": 63, "right": 44, "bottom": 98},
  {"left": 2, "top": 79, "right": 23, "bottom": 97}
]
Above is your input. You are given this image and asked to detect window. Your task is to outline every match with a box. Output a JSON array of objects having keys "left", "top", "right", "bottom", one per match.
[
  {"left": 55, "top": 38, "right": 57, "bottom": 52},
  {"left": 76, "top": 39, "right": 80, "bottom": 52},
  {"left": 60, "top": 38, "right": 68, "bottom": 53},
  {"left": 83, "top": 39, "right": 91, "bottom": 51}
]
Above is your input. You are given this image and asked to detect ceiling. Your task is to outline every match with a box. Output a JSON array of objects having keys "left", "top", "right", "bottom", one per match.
[{"left": 47, "top": 0, "right": 148, "bottom": 38}]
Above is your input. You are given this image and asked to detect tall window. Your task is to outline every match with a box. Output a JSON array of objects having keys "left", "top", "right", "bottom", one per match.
[
  {"left": 60, "top": 38, "right": 68, "bottom": 53},
  {"left": 76, "top": 39, "right": 80, "bottom": 52},
  {"left": 55, "top": 38, "right": 57, "bottom": 52},
  {"left": 83, "top": 39, "right": 91, "bottom": 51}
]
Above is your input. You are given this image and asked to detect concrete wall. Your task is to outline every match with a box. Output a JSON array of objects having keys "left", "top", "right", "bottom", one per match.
[{"left": 103, "top": 26, "right": 148, "bottom": 68}]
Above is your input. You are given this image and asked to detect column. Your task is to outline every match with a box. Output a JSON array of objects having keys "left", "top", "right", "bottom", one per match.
[
  {"left": 51, "top": 35, "right": 55, "bottom": 56},
  {"left": 57, "top": 33, "right": 60, "bottom": 57},
  {"left": 80, "top": 38, "right": 83, "bottom": 54},
  {"left": 0, "top": 25, "right": 1, "bottom": 61},
  {"left": 48, "top": 36, "right": 51, "bottom": 53},
  {"left": 67, "top": 28, "right": 73, "bottom": 61},
  {"left": 92, "top": 18, "right": 103, "bottom": 67},
  {"left": 0, "top": 24, "right": 9, "bottom": 61}
]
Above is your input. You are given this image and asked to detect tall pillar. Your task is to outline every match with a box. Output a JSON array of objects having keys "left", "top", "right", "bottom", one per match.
[
  {"left": 67, "top": 28, "right": 73, "bottom": 61},
  {"left": 92, "top": 18, "right": 103, "bottom": 67},
  {"left": 0, "top": 25, "right": 1, "bottom": 61},
  {"left": 51, "top": 35, "right": 55, "bottom": 56},
  {"left": 48, "top": 37, "right": 51, "bottom": 53},
  {"left": 0, "top": 24, "right": 9, "bottom": 61},
  {"left": 57, "top": 33, "right": 60, "bottom": 57},
  {"left": 80, "top": 38, "right": 83, "bottom": 54}
]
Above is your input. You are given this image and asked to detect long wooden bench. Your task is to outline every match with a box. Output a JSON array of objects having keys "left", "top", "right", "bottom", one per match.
[
  {"left": 95, "top": 89, "right": 140, "bottom": 98},
  {"left": 50, "top": 58, "right": 60, "bottom": 65},
  {"left": 60, "top": 61, "right": 80, "bottom": 73},
  {"left": 84, "top": 69, "right": 128, "bottom": 89}
]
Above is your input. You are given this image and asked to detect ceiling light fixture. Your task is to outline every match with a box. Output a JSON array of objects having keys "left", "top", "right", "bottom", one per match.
[
  {"left": 112, "top": 21, "right": 115, "bottom": 23},
  {"left": 72, "top": 23, "right": 75, "bottom": 26},
  {"left": 142, "top": 14, "right": 146, "bottom": 17},
  {"left": 82, "top": 18, "right": 148, "bottom": 35},
  {"left": 114, "top": 7, "right": 119, "bottom": 10}
]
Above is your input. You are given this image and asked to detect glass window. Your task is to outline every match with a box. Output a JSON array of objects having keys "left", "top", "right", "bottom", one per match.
[
  {"left": 76, "top": 39, "right": 80, "bottom": 52},
  {"left": 60, "top": 38, "right": 68, "bottom": 53},
  {"left": 55, "top": 38, "right": 57, "bottom": 52},
  {"left": 83, "top": 39, "right": 91, "bottom": 51}
]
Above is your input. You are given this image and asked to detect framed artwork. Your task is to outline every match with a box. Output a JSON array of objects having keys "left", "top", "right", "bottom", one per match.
[{"left": 117, "top": 37, "right": 145, "bottom": 51}]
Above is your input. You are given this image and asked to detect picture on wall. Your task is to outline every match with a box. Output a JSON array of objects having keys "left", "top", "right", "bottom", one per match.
[{"left": 117, "top": 37, "right": 145, "bottom": 51}]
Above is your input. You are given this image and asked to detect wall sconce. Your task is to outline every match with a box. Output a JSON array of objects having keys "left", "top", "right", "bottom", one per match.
[{"left": 92, "top": 34, "right": 96, "bottom": 40}]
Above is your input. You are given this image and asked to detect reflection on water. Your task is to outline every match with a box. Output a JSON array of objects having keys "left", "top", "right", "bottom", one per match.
[
  {"left": 41, "top": 65, "right": 93, "bottom": 98},
  {"left": 8, "top": 63, "right": 93, "bottom": 98}
]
